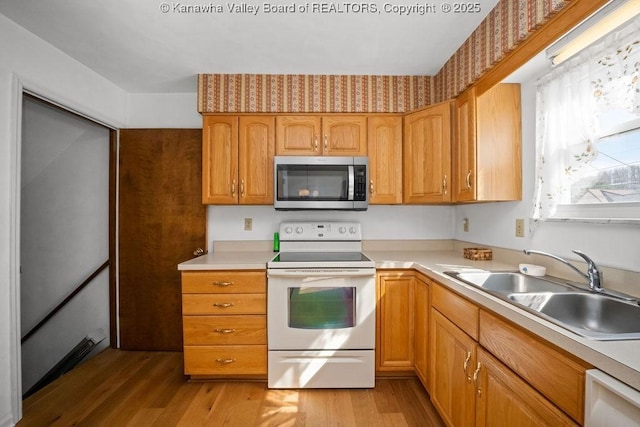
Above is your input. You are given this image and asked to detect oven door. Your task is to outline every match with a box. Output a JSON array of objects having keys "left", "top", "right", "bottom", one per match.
[{"left": 267, "top": 268, "right": 376, "bottom": 350}]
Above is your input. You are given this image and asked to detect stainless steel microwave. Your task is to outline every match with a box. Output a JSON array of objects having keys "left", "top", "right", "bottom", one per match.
[{"left": 274, "top": 156, "right": 369, "bottom": 210}]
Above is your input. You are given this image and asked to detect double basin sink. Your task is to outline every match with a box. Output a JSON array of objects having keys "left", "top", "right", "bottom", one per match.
[{"left": 444, "top": 271, "right": 640, "bottom": 340}]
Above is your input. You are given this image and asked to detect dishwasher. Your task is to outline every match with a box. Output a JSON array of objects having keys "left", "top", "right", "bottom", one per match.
[{"left": 585, "top": 369, "right": 640, "bottom": 426}]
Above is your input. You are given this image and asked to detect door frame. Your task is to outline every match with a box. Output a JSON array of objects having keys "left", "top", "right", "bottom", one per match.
[{"left": 7, "top": 75, "right": 119, "bottom": 423}]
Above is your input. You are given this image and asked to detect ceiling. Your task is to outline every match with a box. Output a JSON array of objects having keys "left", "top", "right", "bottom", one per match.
[{"left": 0, "top": 0, "right": 500, "bottom": 93}]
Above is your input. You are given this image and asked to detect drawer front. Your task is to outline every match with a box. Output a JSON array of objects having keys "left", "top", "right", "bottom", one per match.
[
  {"left": 183, "top": 294, "right": 266, "bottom": 315},
  {"left": 182, "top": 271, "right": 266, "bottom": 294},
  {"left": 183, "top": 315, "right": 266, "bottom": 345},
  {"left": 432, "top": 284, "right": 479, "bottom": 339},
  {"left": 479, "top": 310, "right": 589, "bottom": 424},
  {"left": 184, "top": 345, "right": 267, "bottom": 375}
]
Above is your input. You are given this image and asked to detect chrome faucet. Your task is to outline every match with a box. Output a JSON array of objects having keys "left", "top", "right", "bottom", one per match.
[{"left": 523, "top": 249, "right": 603, "bottom": 292}]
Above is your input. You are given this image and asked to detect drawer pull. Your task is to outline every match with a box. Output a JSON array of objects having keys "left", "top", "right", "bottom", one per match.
[
  {"left": 214, "top": 328, "right": 236, "bottom": 334},
  {"left": 212, "top": 303, "right": 235, "bottom": 308},
  {"left": 216, "top": 358, "right": 237, "bottom": 364},
  {"left": 212, "top": 281, "right": 234, "bottom": 287}
]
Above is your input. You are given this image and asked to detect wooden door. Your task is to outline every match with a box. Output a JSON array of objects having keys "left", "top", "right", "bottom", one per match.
[
  {"left": 404, "top": 102, "right": 453, "bottom": 203},
  {"left": 414, "top": 276, "right": 430, "bottom": 390},
  {"left": 275, "top": 116, "right": 321, "bottom": 155},
  {"left": 430, "top": 309, "right": 477, "bottom": 427},
  {"left": 238, "top": 116, "right": 275, "bottom": 204},
  {"left": 322, "top": 116, "right": 367, "bottom": 156},
  {"left": 376, "top": 272, "right": 414, "bottom": 372},
  {"left": 475, "top": 349, "right": 578, "bottom": 427},
  {"left": 367, "top": 116, "right": 403, "bottom": 204},
  {"left": 119, "top": 129, "right": 206, "bottom": 351},
  {"left": 202, "top": 116, "right": 238, "bottom": 204},
  {"left": 454, "top": 87, "right": 477, "bottom": 202}
]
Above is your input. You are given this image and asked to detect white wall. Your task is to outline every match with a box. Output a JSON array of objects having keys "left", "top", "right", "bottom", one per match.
[
  {"left": 0, "top": 13, "right": 128, "bottom": 426},
  {"left": 207, "top": 205, "right": 455, "bottom": 249},
  {"left": 454, "top": 78, "right": 640, "bottom": 272},
  {"left": 126, "top": 92, "right": 201, "bottom": 128}
]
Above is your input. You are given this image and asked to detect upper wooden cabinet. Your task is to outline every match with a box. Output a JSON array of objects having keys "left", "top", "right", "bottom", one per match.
[
  {"left": 453, "top": 84, "right": 522, "bottom": 202},
  {"left": 276, "top": 115, "right": 367, "bottom": 156},
  {"left": 367, "top": 116, "right": 403, "bottom": 204},
  {"left": 202, "top": 115, "right": 275, "bottom": 205},
  {"left": 403, "top": 101, "right": 453, "bottom": 204}
]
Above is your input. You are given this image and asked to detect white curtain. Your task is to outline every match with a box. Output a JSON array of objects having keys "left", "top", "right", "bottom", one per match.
[{"left": 532, "top": 15, "right": 640, "bottom": 224}]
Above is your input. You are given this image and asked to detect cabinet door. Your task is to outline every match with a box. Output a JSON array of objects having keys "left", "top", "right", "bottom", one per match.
[
  {"left": 475, "top": 84, "right": 522, "bottom": 201},
  {"left": 376, "top": 272, "right": 415, "bottom": 371},
  {"left": 367, "top": 116, "right": 403, "bottom": 204},
  {"left": 322, "top": 116, "right": 367, "bottom": 156},
  {"left": 238, "top": 116, "right": 275, "bottom": 204},
  {"left": 476, "top": 349, "right": 578, "bottom": 427},
  {"left": 430, "top": 308, "right": 476, "bottom": 427},
  {"left": 202, "top": 116, "right": 238, "bottom": 204},
  {"left": 414, "top": 276, "right": 430, "bottom": 389},
  {"left": 275, "top": 115, "right": 321, "bottom": 155},
  {"left": 404, "top": 102, "right": 453, "bottom": 203},
  {"left": 453, "top": 87, "right": 477, "bottom": 202}
]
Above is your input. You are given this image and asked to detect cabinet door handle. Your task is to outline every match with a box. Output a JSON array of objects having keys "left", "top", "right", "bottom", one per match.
[
  {"left": 465, "top": 170, "right": 472, "bottom": 190},
  {"left": 214, "top": 328, "right": 236, "bottom": 334},
  {"left": 442, "top": 174, "right": 448, "bottom": 195},
  {"left": 369, "top": 180, "right": 374, "bottom": 195},
  {"left": 212, "top": 281, "right": 234, "bottom": 287},
  {"left": 314, "top": 135, "right": 319, "bottom": 151},
  {"left": 473, "top": 362, "right": 482, "bottom": 397},
  {"left": 216, "top": 358, "right": 236, "bottom": 364},
  {"left": 463, "top": 351, "right": 472, "bottom": 382},
  {"left": 324, "top": 134, "right": 328, "bottom": 151},
  {"left": 231, "top": 179, "right": 236, "bottom": 195},
  {"left": 240, "top": 179, "right": 245, "bottom": 197},
  {"left": 212, "top": 303, "right": 234, "bottom": 308}
]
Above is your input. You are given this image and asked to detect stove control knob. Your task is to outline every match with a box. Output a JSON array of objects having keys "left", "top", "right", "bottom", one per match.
[
  {"left": 295, "top": 226, "right": 304, "bottom": 234},
  {"left": 349, "top": 226, "right": 357, "bottom": 234},
  {"left": 284, "top": 226, "right": 293, "bottom": 235},
  {"left": 339, "top": 226, "right": 346, "bottom": 234}
]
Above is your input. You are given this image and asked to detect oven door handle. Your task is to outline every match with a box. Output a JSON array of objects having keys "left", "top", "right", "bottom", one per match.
[{"left": 268, "top": 269, "right": 375, "bottom": 278}]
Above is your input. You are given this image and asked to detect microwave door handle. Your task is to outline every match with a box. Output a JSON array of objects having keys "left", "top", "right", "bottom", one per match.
[{"left": 348, "top": 165, "right": 355, "bottom": 200}]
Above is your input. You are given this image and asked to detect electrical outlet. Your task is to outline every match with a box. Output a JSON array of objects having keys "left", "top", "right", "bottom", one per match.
[
  {"left": 463, "top": 218, "right": 469, "bottom": 232},
  {"left": 515, "top": 218, "right": 525, "bottom": 237},
  {"left": 244, "top": 218, "right": 252, "bottom": 231}
]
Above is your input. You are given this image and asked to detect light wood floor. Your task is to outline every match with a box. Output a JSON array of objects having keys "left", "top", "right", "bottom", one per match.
[{"left": 19, "top": 349, "right": 445, "bottom": 426}]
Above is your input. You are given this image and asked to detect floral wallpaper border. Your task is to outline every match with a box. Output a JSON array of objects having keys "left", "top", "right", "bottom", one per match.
[{"left": 198, "top": 0, "right": 570, "bottom": 113}]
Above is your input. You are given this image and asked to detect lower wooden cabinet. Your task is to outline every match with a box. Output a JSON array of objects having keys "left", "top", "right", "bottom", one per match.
[
  {"left": 181, "top": 270, "right": 267, "bottom": 378},
  {"left": 476, "top": 348, "right": 578, "bottom": 427},
  {"left": 414, "top": 275, "right": 430, "bottom": 389},
  {"left": 429, "top": 281, "right": 588, "bottom": 427},
  {"left": 430, "top": 307, "right": 477, "bottom": 427},
  {"left": 376, "top": 271, "right": 415, "bottom": 372}
]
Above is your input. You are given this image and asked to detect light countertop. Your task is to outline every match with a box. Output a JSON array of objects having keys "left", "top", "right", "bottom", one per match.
[
  {"left": 178, "top": 248, "right": 640, "bottom": 391},
  {"left": 178, "top": 251, "right": 275, "bottom": 270}
]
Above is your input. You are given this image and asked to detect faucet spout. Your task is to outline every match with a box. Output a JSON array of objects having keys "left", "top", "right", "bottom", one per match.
[{"left": 523, "top": 249, "right": 603, "bottom": 292}]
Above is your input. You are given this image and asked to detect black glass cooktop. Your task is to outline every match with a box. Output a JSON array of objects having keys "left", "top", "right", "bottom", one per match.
[{"left": 271, "top": 251, "right": 371, "bottom": 263}]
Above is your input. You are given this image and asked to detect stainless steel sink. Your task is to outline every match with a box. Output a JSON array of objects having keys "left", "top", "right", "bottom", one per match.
[
  {"left": 444, "top": 270, "right": 640, "bottom": 340},
  {"left": 446, "top": 271, "right": 576, "bottom": 294},
  {"left": 508, "top": 292, "right": 640, "bottom": 340}
]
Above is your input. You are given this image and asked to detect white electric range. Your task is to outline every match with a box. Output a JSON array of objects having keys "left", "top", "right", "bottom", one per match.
[{"left": 266, "top": 221, "right": 376, "bottom": 389}]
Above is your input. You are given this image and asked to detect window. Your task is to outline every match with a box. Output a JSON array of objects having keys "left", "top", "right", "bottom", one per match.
[{"left": 533, "top": 15, "right": 640, "bottom": 223}]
